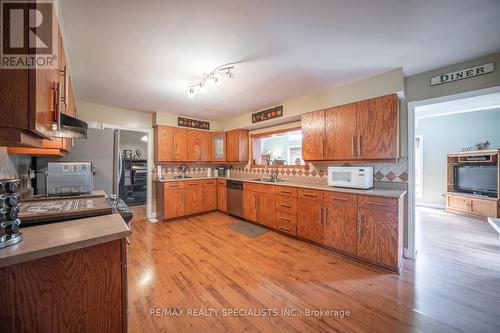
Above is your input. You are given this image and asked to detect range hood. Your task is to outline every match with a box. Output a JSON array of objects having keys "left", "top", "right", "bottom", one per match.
[{"left": 51, "top": 113, "right": 88, "bottom": 139}]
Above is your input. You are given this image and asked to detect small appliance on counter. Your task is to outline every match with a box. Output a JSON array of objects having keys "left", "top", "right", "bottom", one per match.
[
  {"left": 217, "top": 166, "right": 229, "bottom": 177},
  {"left": 0, "top": 179, "right": 23, "bottom": 249},
  {"left": 46, "top": 162, "right": 93, "bottom": 196},
  {"left": 328, "top": 166, "right": 374, "bottom": 189}
]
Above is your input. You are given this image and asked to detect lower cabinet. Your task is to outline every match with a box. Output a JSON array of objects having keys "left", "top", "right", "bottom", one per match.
[
  {"left": 297, "top": 189, "right": 324, "bottom": 243},
  {"left": 446, "top": 193, "right": 498, "bottom": 218},
  {"left": 157, "top": 181, "right": 185, "bottom": 220},
  {"left": 243, "top": 190, "right": 258, "bottom": 222},
  {"left": 202, "top": 180, "right": 217, "bottom": 212},
  {"left": 256, "top": 192, "right": 275, "bottom": 227},
  {"left": 185, "top": 181, "right": 203, "bottom": 215},
  {"left": 217, "top": 179, "right": 227, "bottom": 212},
  {"left": 356, "top": 208, "right": 399, "bottom": 269},
  {"left": 323, "top": 202, "right": 357, "bottom": 255}
]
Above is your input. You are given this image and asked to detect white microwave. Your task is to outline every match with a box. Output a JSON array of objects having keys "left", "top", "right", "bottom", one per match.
[{"left": 328, "top": 166, "right": 374, "bottom": 189}]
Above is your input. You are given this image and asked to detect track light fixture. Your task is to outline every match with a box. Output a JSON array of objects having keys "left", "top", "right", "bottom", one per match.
[{"left": 187, "top": 63, "right": 235, "bottom": 98}]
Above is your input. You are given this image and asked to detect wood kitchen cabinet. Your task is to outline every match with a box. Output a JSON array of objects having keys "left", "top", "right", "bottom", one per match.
[
  {"left": 212, "top": 132, "right": 226, "bottom": 161},
  {"left": 187, "top": 130, "right": 203, "bottom": 161},
  {"left": 202, "top": 179, "right": 218, "bottom": 211},
  {"left": 243, "top": 183, "right": 276, "bottom": 227},
  {"left": 243, "top": 190, "right": 258, "bottom": 222},
  {"left": 226, "top": 129, "right": 249, "bottom": 162},
  {"left": 356, "top": 94, "right": 399, "bottom": 160},
  {"left": 356, "top": 195, "right": 402, "bottom": 270},
  {"left": 323, "top": 192, "right": 357, "bottom": 255},
  {"left": 257, "top": 192, "right": 276, "bottom": 228},
  {"left": 325, "top": 103, "right": 357, "bottom": 160},
  {"left": 185, "top": 180, "right": 204, "bottom": 215},
  {"left": 154, "top": 125, "right": 174, "bottom": 162},
  {"left": 156, "top": 181, "right": 185, "bottom": 220},
  {"left": 217, "top": 179, "right": 227, "bottom": 212},
  {"left": 301, "top": 110, "right": 325, "bottom": 160},
  {"left": 297, "top": 188, "right": 324, "bottom": 243},
  {"left": 174, "top": 127, "right": 189, "bottom": 161}
]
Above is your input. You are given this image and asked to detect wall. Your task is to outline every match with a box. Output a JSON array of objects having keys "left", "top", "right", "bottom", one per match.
[
  {"left": 77, "top": 101, "right": 154, "bottom": 130},
  {"left": 406, "top": 52, "right": 500, "bottom": 102},
  {"left": 416, "top": 109, "right": 500, "bottom": 206}
]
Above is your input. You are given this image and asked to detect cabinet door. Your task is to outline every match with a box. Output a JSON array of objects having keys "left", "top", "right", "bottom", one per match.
[
  {"left": 470, "top": 198, "right": 497, "bottom": 217},
  {"left": 243, "top": 190, "right": 258, "bottom": 222},
  {"left": 187, "top": 130, "right": 202, "bottom": 161},
  {"left": 202, "top": 180, "right": 217, "bottom": 212},
  {"left": 257, "top": 192, "right": 276, "bottom": 227},
  {"left": 325, "top": 104, "right": 357, "bottom": 160},
  {"left": 173, "top": 127, "right": 188, "bottom": 161},
  {"left": 357, "top": 208, "right": 398, "bottom": 268},
  {"left": 212, "top": 133, "right": 226, "bottom": 161},
  {"left": 323, "top": 204, "right": 357, "bottom": 255},
  {"left": 200, "top": 131, "right": 212, "bottom": 162},
  {"left": 226, "top": 129, "right": 248, "bottom": 162},
  {"left": 356, "top": 94, "right": 398, "bottom": 160},
  {"left": 301, "top": 110, "right": 325, "bottom": 160},
  {"left": 185, "top": 182, "right": 203, "bottom": 215},
  {"left": 447, "top": 194, "right": 470, "bottom": 213},
  {"left": 155, "top": 126, "right": 174, "bottom": 162},
  {"left": 217, "top": 182, "right": 227, "bottom": 212},
  {"left": 164, "top": 187, "right": 185, "bottom": 219},
  {"left": 297, "top": 199, "right": 324, "bottom": 243}
]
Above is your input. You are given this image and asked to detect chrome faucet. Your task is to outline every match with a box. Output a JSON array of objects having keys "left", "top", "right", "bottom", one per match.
[{"left": 267, "top": 159, "right": 279, "bottom": 182}]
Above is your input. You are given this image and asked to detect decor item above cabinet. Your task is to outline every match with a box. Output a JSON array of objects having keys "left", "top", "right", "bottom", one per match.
[{"left": 301, "top": 94, "right": 399, "bottom": 161}]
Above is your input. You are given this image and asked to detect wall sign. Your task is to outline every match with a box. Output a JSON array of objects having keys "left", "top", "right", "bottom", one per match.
[
  {"left": 430, "top": 62, "right": 495, "bottom": 86},
  {"left": 178, "top": 117, "right": 210, "bottom": 130},
  {"left": 252, "top": 105, "right": 283, "bottom": 123}
]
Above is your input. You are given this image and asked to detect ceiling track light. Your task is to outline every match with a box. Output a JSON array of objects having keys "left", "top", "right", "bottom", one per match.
[{"left": 187, "top": 63, "right": 236, "bottom": 98}]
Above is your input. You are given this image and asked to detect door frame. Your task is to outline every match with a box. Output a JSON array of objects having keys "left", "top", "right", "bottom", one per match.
[
  {"left": 102, "top": 123, "right": 154, "bottom": 219},
  {"left": 406, "top": 85, "right": 500, "bottom": 259}
]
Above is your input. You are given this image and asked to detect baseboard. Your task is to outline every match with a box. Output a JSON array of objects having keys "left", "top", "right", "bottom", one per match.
[
  {"left": 148, "top": 213, "right": 157, "bottom": 219},
  {"left": 403, "top": 248, "right": 416, "bottom": 259},
  {"left": 416, "top": 202, "right": 445, "bottom": 210}
]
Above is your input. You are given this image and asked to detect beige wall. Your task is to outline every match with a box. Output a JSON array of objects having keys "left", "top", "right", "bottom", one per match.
[
  {"left": 406, "top": 52, "right": 500, "bottom": 102},
  {"left": 220, "top": 68, "right": 405, "bottom": 131},
  {"left": 77, "top": 101, "right": 154, "bottom": 129}
]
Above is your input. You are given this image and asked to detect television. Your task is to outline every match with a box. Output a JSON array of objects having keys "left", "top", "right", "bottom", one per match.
[{"left": 454, "top": 165, "right": 498, "bottom": 197}]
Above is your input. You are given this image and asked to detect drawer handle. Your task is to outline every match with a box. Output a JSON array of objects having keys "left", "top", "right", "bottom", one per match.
[
  {"left": 279, "top": 217, "right": 291, "bottom": 222},
  {"left": 189, "top": 183, "right": 199, "bottom": 186},
  {"left": 280, "top": 191, "right": 292, "bottom": 194},
  {"left": 367, "top": 201, "right": 389, "bottom": 206},
  {"left": 280, "top": 203, "right": 292, "bottom": 208},
  {"left": 304, "top": 193, "right": 317, "bottom": 198},
  {"left": 331, "top": 197, "right": 348, "bottom": 201},
  {"left": 278, "top": 225, "right": 290, "bottom": 231}
]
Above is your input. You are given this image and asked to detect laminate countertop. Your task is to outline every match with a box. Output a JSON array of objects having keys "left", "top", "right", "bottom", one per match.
[
  {"left": 153, "top": 175, "right": 407, "bottom": 198},
  {"left": 0, "top": 213, "right": 130, "bottom": 268}
]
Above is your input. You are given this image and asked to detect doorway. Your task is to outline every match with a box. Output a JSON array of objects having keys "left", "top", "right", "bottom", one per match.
[{"left": 407, "top": 86, "right": 500, "bottom": 258}]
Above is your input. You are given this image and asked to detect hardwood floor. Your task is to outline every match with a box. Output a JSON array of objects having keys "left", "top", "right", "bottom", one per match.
[{"left": 128, "top": 206, "right": 500, "bottom": 333}]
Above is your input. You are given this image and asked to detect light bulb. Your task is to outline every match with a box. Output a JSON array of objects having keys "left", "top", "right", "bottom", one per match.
[
  {"left": 207, "top": 76, "right": 218, "bottom": 86},
  {"left": 187, "top": 87, "right": 195, "bottom": 98},
  {"left": 227, "top": 70, "right": 234, "bottom": 79},
  {"left": 200, "top": 83, "right": 206, "bottom": 93}
]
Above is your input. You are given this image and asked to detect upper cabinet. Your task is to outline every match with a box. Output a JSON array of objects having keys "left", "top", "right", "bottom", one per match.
[
  {"left": 302, "top": 94, "right": 399, "bottom": 161},
  {"left": 302, "top": 110, "right": 326, "bottom": 160},
  {"left": 226, "top": 129, "right": 249, "bottom": 162},
  {"left": 154, "top": 125, "right": 214, "bottom": 162},
  {"left": 212, "top": 132, "right": 226, "bottom": 161}
]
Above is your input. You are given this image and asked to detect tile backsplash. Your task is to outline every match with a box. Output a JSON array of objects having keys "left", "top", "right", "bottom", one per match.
[{"left": 229, "top": 158, "right": 408, "bottom": 183}]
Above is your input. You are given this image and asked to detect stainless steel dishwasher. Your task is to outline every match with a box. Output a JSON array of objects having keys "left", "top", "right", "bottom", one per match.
[{"left": 227, "top": 180, "right": 243, "bottom": 218}]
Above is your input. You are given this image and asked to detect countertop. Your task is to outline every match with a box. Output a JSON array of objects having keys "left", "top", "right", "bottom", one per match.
[
  {"left": 20, "top": 189, "right": 107, "bottom": 202},
  {"left": 0, "top": 213, "right": 131, "bottom": 268},
  {"left": 154, "top": 175, "right": 407, "bottom": 198}
]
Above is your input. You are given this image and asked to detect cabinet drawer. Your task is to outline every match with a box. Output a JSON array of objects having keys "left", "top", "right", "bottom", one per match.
[
  {"left": 185, "top": 180, "right": 203, "bottom": 187},
  {"left": 165, "top": 181, "right": 184, "bottom": 189},
  {"left": 358, "top": 195, "right": 398, "bottom": 212},
  {"left": 276, "top": 195, "right": 298, "bottom": 214},
  {"left": 245, "top": 182, "right": 276, "bottom": 194},
  {"left": 470, "top": 198, "right": 497, "bottom": 217},
  {"left": 447, "top": 194, "right": 470, "bottom": 213},
  {"left": 275, "top": 211, "right": 297, "bottom": 236},
  {"left": 276, "top": 186, "right": 298, "bottom": 197},
  {"left": 323, "top": 191, "right": 357, "bottom": 207},
  {"left": 298, "top": 188, "right": 323, "bottom": 202},
  {"left": 202, "top": 179, "right": 217, "bottom": 186},
  {"left": 217, "top": 179, "right": 227, "bottom": 186}
]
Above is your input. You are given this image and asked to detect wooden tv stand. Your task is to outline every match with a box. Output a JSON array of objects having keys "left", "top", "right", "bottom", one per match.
[{"left": 446, "top": 150, "right": 499, "bottom": 220}]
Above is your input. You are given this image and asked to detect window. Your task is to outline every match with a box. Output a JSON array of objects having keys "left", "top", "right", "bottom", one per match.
[{"left": 251, "top": 128, "right": 304, "bottom": 167}]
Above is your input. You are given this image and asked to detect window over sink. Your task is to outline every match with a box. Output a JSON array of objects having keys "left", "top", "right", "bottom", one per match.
[{"left": 251, "top": 127, "right": 304, "bottom": 167}]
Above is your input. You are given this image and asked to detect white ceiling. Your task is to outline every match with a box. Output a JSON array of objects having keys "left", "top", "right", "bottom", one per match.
[{"left": 61, "top": 0, "right": 500, "bottom": 121}]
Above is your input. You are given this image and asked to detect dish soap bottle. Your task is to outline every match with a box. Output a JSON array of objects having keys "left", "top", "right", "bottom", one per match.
[{"left": 206, "top": 167, "right": 212, "bottom": 177}]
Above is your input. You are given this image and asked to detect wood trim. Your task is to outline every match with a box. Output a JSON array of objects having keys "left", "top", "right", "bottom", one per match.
[
  {"left": 7, "top": 147, "right": 66, "bottom": 157},
  {"left": 249, "top": 126, "right": 301, "bottom": 139}
]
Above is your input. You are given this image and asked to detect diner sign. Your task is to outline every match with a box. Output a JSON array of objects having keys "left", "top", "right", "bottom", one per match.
[{"left": 430, "top": 62, "right": 495, "bottom": 86}]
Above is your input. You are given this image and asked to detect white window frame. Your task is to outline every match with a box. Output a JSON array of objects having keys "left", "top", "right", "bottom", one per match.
[{"left": 415, "top": 135, "right": 424, "bottom": 199}]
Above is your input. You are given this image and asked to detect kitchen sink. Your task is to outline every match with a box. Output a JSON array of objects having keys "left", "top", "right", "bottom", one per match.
[{"left": 252, "top": 178, "right": 287, "bottom": 183}]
